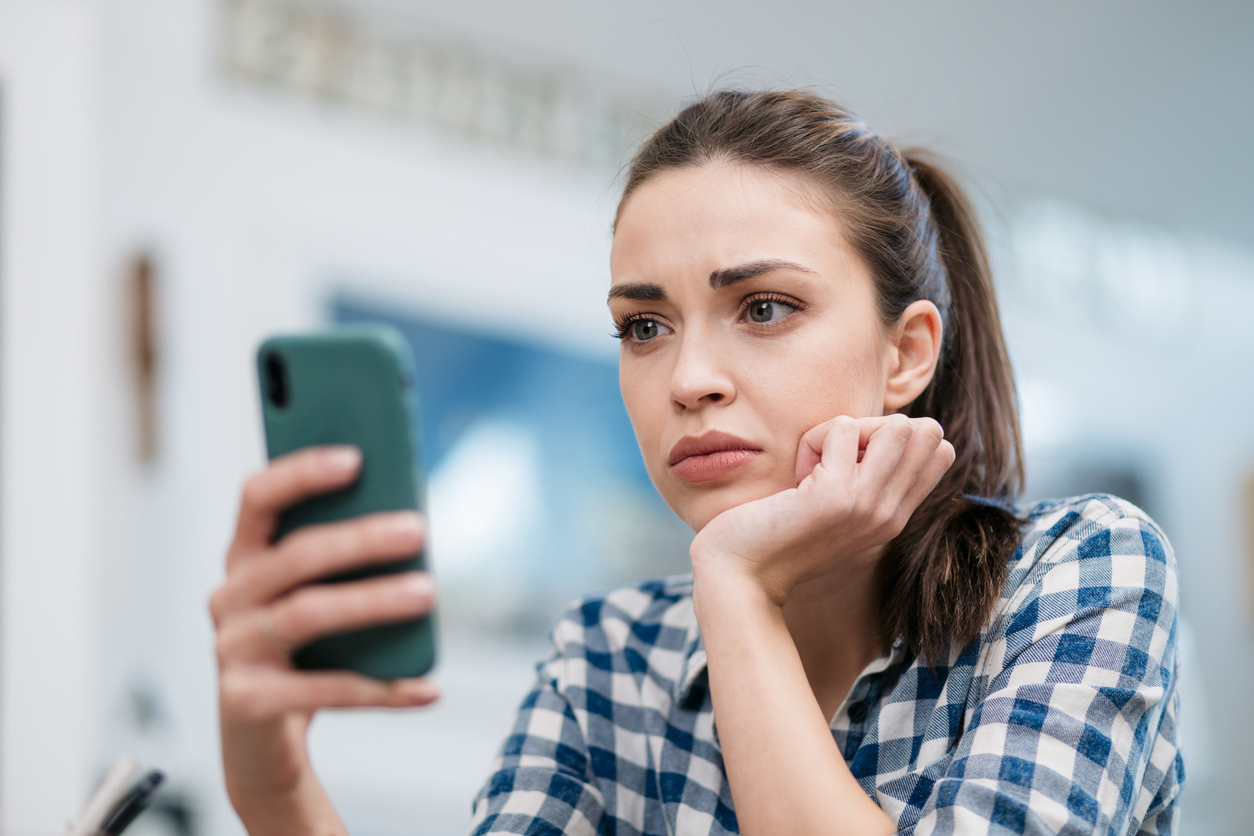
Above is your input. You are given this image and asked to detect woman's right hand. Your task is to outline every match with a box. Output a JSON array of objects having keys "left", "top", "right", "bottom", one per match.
[{"left": 210, "top": 445, "right": 440, "bottom": 835}]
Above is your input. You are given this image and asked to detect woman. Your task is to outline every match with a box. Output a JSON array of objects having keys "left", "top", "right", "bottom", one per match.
[{"left": 211, "top": 90, "right": 1182, "bottom": 835}]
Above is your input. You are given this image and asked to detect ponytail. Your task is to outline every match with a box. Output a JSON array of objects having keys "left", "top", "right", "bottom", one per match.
[
  {"left": 621, "top": 91, "right": 1027, "bottom": 665},
  {"left": 881, "top": 151, "right": 1025, "bottom": 665}
]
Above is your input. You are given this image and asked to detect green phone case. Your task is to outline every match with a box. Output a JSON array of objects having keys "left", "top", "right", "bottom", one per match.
[{"left": 256, "top": 325, "right": 436, "bottom": 679}]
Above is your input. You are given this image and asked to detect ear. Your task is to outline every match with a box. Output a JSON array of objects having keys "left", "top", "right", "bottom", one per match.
[{"left": 883, "top": 300, "right": 943, "bottom": 412}]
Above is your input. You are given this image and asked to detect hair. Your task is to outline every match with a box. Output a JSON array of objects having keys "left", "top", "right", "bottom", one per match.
[{"left": 617, "top": 89, "right": 1026, "bottom": 665}]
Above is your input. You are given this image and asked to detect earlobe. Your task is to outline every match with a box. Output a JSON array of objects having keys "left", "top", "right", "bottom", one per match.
[{"left": 883, "top": 300, "right": 943, "bottom": 412}]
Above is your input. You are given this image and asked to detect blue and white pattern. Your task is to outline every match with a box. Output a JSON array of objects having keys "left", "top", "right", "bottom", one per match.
[{"left": 469, "top": 495, "right": 1183, "bottom": 835}]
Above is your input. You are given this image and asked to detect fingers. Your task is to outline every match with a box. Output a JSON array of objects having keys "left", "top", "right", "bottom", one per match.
[
  {"left": 795, "top": 415, "right": 861, "bottom": 485},
  {"left": 899, "top": 438, "right": 956, "bottom": 517},
  {"left": 215, "top": 511, "right": 426, "bottom": 615},
  {"left": 855, "top": 415, "right": 901, "bottom": 450},
  {"left": 857, "top": 416, "right": 950, "bottom": 533},
  {"left": 216, "top": 571, "right": 436, "bottom": 664},
  {"left": 220, "top": 667, "right": 439, "bottom": 721},
  {"left": 854, "top": 414, "right": 917, "bottom": 487},
  {"left": 233, "top": 446, "right": 362, "bottom": 552},
  {"left": 797, "top": 414, "right": 953, "bottom": 536},
  {"left": 274, "top": 571, "right": 437, "bottom": 649}
]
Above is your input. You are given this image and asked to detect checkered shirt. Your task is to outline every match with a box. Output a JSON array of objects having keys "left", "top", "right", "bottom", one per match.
[{"left": 469, "top": 494, "right": 1183, "bottom": 835}]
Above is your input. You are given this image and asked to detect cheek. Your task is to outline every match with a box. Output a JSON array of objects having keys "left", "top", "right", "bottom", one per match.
[
  {"left": 741, "top": 330, "right": 886, "bottom": 430},
  {"left": 619, "top": 360, "right": 666, "bottom": 455}
]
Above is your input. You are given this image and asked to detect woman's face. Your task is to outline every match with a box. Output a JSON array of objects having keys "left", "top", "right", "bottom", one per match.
[{"left": 611, "top": 164, "right": 897, "bottom": 531}]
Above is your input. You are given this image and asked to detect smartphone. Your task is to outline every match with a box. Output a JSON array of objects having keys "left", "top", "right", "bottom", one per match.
[{"left": 256, "top": 324, "right": 436, "bottom": 679}]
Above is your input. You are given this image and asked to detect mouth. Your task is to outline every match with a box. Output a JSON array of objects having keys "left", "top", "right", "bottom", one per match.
[{"left": 668, "top": 431, "right": 763, "bottom": 483}]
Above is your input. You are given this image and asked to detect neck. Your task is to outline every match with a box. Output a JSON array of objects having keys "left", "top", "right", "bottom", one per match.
[{"left": 781, "top": 550, "right": 885, "bottom": 722}]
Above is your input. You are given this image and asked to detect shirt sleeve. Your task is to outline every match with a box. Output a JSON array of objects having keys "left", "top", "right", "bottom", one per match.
[
  {"left": 468, "top": 651, "right": 608, "bottom": 836},
  {"left": 906, "top": 502, "right": 1183, "bottom": 836}
]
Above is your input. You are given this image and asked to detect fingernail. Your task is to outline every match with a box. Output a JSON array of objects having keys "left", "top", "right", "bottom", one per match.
[
  {"left": 403, "top": 573, "right": 432, "bottom": 598},
  {"left": 389, "top": 514, "right": 423, "bottom": 544},
  {"left": 402, "top": 680, "right": 438, "bottom": 700},
  {"left": 326, "top": 446, "right": 361, "bottom": 472}
]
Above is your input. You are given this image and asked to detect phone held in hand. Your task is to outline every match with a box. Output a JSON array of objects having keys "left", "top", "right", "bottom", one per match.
[{"left": 256, "top": 325, "right": 436, "bottom": 679}]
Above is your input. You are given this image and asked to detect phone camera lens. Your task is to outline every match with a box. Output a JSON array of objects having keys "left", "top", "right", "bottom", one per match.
[{"left": 264, "top": 351, "right": 290, "bottom": 409}]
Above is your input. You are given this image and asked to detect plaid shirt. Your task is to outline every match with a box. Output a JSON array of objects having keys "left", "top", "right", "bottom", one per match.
[{"left": 469, "top": 495, "right": 1183, "bottom": 835}]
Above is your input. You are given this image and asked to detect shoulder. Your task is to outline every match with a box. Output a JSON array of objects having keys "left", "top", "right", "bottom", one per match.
[
  {"left": 542, "top": 575, "right": 700, "bottom": 695},
  {"left": 1009, "top": 493, "right": 1177, "bottom": 600},
  {"left": 986, "top": 492, "right": 1179, "bottom": 674},
  {"left": 1014, "top": 492, "right": 1175, "bottom": 575}
]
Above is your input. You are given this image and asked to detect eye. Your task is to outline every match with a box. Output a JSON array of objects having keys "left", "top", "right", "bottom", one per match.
[
  {"left": 613, "top": 315, "right": 672, "bottom": 343},
  {"left": 630, "top": 319, "right": 662, "bottom": 341},
  {"left": 744, "top": 296, "right": 801, "bottom": 324}
]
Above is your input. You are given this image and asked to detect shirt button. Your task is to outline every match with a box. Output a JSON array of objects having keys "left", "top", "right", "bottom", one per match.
[{"left": 848, "top": 701, "right": 869, "bottom": 723}]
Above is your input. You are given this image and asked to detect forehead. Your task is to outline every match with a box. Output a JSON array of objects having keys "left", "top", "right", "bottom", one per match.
[{"left": 610, "top": 163, "right": 855, "bottom": 285}]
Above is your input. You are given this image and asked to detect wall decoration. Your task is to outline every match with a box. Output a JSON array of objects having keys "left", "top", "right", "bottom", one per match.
[{"left": 218, "top": 0, "right": 666, "bottom": 168}]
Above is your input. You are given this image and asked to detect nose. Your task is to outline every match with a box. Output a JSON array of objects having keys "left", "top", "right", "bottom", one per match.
[{"left": 669, "top": 332, "right": 736, "bottom": 410}]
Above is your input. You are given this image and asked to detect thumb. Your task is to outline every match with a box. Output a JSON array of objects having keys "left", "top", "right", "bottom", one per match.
[
  {"left": 795, "top": 415, "right": 862, "bottom": 485},
  {"left": 795, "top": 424, "right": 825, "bottom": 485}
]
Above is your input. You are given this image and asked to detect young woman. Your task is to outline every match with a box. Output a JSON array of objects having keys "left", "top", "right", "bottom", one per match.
[{"left": 211, "top": 90, "right": 1182, "bottom": 835}]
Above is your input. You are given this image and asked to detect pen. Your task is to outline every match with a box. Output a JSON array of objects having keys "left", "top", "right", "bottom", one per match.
[
  {"left": 66, "top": 755, "right": 141, "bottom": 836},
  {"left": 99, "top": 770, "right": 163, "bottom": 836}
]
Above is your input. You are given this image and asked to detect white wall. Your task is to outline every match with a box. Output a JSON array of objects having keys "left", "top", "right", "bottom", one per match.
[
  {"left": 0, "top": 2, "right": 106, "bottom": 833},
  {"left": 95, "top": 0, "right": 621, "bottom": 832}
]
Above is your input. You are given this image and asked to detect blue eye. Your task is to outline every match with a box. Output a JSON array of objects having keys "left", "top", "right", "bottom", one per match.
[
  {"left": 615, "top": 317, "right": 670, "bottom": 342},
  {"left": 746, "top": 299, "right": 795, "bottom": 323},
  {"left": 630, "top": 319, "right": 662, "bottom": 341}
]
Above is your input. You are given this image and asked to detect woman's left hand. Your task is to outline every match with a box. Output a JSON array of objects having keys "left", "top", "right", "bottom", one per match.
[{"left": 690, "top": 414, "right": 955, "bottom": 605}]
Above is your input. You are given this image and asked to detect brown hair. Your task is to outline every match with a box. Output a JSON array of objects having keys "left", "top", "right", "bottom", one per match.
[{"left": 618, "top": 90, "right": 1025, "bottom": 665}]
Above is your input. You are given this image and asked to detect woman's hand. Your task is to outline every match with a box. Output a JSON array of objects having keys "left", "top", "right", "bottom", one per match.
[
  {"left": 690, "top": 414, "right": 955, "bottom": 606},
  {"left": 688, "top": 415, "right": 953, "bottom": 836},
  {"left": 210, "top": 446, "right": 440, "bottom": 835}
]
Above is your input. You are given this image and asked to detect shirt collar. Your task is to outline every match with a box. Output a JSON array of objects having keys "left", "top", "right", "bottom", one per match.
[
  {"left": 670, "top": 621, "right": 908, "bottom": 709},
  {"left": 673, "top": 609, "right": 707, "bottom": 707}
]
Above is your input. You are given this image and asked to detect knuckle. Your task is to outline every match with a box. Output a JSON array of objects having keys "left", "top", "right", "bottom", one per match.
[
  {"left": 281, "top": 525, "right": 328, "bottom": 568},
  {"left": 286, "top": 584, "right": 347, "bottom": 635},
  {"left": 890, "top": 414, "right": 914, "bottom": 435},
  {"left": 215, "top": 620, "right": 245, "bottom": 667},
  {"left": 214, "top": 634, "right": 231, "bottom": 668},
  {"left": 224, "top": 544, "right": 247, "bottom": 571},
  {"left": 219, "top": 671, "right": 268, "bottom": 719},
  {"left": 871, "top": 506, "right": 895, "bottom": 531},
  {"left": 829, "top": 488, "right": 856, "bottom": 517},
  {"left": 218, "top": 669, "right": 247, "bottom": 704},
  {"left": 240, "top": 472, "right": 270, "bottom": 509},
  {"left": 208, "top": 587, "right": 230, "bottom": 624},
  {"left": 275, "top": 592, "right": 315, "bottom": 638}
]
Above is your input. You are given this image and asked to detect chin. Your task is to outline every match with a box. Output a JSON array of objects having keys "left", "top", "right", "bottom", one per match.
[{"left": 671, "top": 479, "right": 786, "bottom": 533}]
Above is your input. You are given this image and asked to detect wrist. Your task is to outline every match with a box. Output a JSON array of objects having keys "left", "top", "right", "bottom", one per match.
[
  {"left": 229, "top": 770, "right": 346, "bottom": 836},
  {"left": 690, "top": 552, "right": 788, "bottom": 628},
  {"left": 690, "top": 541, "right": 792, "bottom": 608}
]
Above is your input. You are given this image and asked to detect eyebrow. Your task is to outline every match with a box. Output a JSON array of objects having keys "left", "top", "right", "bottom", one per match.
[
  {"left": 708, "top": 259, "right": 816, "bottom": 289},
  {"left": 607, "top": 282, "right": 667, "bottom": 302},
  {"left": 607, "top": 259, "right": 816, "bottom": 304}
]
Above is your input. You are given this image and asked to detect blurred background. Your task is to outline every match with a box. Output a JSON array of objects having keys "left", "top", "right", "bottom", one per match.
[{"left": 1, "top": 0, "right": 1252, "bottom": 833}]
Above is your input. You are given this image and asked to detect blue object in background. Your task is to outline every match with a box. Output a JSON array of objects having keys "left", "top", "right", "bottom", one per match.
[{"left": 334, "top": 294, "right": 690, "bottom": 628}]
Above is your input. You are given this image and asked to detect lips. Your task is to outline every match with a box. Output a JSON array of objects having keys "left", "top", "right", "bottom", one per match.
[{"left": 668, "top": 431, "right": 762, "bottom": 482}]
